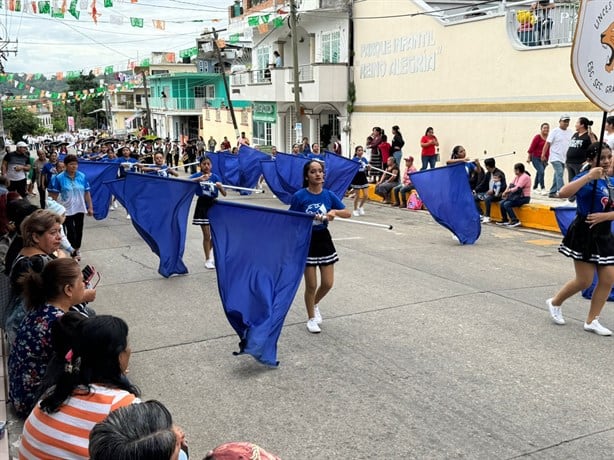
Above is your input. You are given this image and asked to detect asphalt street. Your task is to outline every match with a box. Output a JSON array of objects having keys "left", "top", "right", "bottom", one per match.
[{"left": 11, "top": 190, "right": 614, "bottom": 459}]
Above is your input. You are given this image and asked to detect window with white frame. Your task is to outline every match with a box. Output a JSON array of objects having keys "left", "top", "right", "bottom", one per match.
[
  {"left": 253, "top": 121, "right": 272, "bottom": 146},
  {"left": 321, "top": 31, "right": 341, "bottom": 63},
  {"left": 256, "top": 46, "right": 271, "bottom": 82}
]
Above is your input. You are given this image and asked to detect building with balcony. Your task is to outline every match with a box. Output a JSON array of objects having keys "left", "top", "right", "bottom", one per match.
[
  {"left": 140, "top": 44, "right": 251, "bottom": 143},
  {"left": 107, "top": 85, "right": 147, "bottom": 136},
  {"left": 228, "top": 0, "right": 350, "bottom": 152},
  {"left": 352, "top": 0, "right": 595, "bottom": 179}
]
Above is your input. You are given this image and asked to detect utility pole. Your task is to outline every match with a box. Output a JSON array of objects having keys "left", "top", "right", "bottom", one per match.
[
  {"left": 289, "top": 0, "right": 301, "bottom": 144},
  {"left": 212, "top": 28, "right": 239, "bottom": 138},
  {"left": 141, "top": 70, "right": 153, "bottom": 134}
]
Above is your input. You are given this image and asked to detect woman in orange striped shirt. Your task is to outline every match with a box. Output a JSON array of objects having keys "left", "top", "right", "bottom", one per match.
[{"left": 19, "top": 315, "right": 140, "bottom": 460}]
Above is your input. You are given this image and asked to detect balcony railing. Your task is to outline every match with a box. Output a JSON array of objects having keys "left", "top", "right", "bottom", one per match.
[
  {"left": 229, "top": 63, "right": 347, "bottom": 103},
  {"left": 297, "top": 65, "right": 314, "bottom": 82},
  {"left": 506, "top": 1, "right": 578, "bottom": 49},
  {"left": 149, "top": 96, "right": 227, "bottom": 111},
  {"left": 230, "top": 65, "right": 316, "bottom": 86},
  {"left": 114, "top": 102, "right": 135, "bottom": 110}
]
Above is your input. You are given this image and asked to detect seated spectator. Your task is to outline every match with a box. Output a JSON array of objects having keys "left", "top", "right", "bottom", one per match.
[
  {"left": 497, "top": 162, "right": 532, "bottom": 228},
  {"left": 474, "top": 158, "right": 507, "bottom": 223},
  {"left": 89, "top": 400, "right": 188, "bottom": 460},
  {"left": 477, "top": 172, "right": 505, "bottom": 224},
  {"left": 8, "top": 258, "right": 86, "bottom": 418},
  {"left": 469, "top": 159, "right": 485, "bottom": 191},
  {"left": 393, "top": 156, "right": 417, "bottom": 208},
  {"left": 374, "top": 157, "right": 400, "bottom": 204},
  {"left": 19, "top": 315, "right": 140, "bottom": 459},
  {"left": 204, "top": 442, "right": 280, "bottom": 460}
]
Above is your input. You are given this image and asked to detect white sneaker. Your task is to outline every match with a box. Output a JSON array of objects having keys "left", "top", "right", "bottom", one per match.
[
  {"left": 546, "top": 298, "right": 565, "bottom": 325},
  {"left": 112, "top": 201, "right": 118, "bottom": 209},
  {"left": 204, "top": 259, "right": 215, "bottom": 269},
  {"left": 314, "top": 306, "right": 322, "bottom": 324},
  {"left": 352, "top": 209, "right": 360, "bottom": 217},
  {"left": 584, "top": 317, "right": 612, "bottom": 336},
  {"left": 540, "top": 188, "right": 548, "bottom": 195},
  {"left": 358, "top": 207, "right": 365, "bottom": 216},
  {"left": 482, "top": 216, "right": 490, "bottom": 223},
  {"left": 126, "top": 214, "right": 131, "bottom": 220},
  {"left": 307, "top": 318, "right": 321, "bottom": 333}
]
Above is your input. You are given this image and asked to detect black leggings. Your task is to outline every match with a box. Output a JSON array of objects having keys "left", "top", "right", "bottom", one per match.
[{"left": 64, "top": 213, "right": 85, "bottom": 250}]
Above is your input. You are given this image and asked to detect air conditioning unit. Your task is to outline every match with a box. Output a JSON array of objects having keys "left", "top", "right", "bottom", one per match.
[{"left": 223, "top": 50, "right": 237, "bottom": 60}]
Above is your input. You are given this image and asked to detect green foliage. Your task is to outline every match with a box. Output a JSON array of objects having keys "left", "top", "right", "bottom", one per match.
[
  {"left": 3, "top": 106, "right": 41, "bottom": 142},
  {"left": 347, "top": 81, "right": 356, "bottom": 114},
  {"left": 65, "top": 73, "right": 103, "bottom": 130},
  {"left": 52, "top": 104, "right": 67, "bottom": 133}
]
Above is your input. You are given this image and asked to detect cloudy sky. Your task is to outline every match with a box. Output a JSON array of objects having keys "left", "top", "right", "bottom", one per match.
[{"left": 1, "top": 0, "right": 234, "bottom": 75}]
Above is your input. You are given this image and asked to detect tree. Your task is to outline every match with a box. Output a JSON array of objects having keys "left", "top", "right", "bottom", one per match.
[
  {"left": 3, "top": 106, "right": 42, "bottom": 142},
  {"left": 52, "top": 103, "right": 67, "bottom": 133},
  {"left": 65, "top": 72, "right": 103, "bottom": 130}
]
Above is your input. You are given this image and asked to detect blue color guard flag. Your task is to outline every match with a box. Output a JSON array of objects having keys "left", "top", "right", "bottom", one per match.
[
  {"left": 274, "top": 153, "right": 309, "bottom": 193},
  {"left": 553, "top": 206, "right": 614, "bottom": 302},
  {"left": 208, "top": 152, "right": 241, "bottom": 186},
  {"left": 208, "top": 201, "right": 314, "bottom": 366},
  {"left": 410, "top": 163, "right": 481, "bottom": 244},
  {"left": 105, "top": 173, "right": 198, "bottom": 278},
  {"left": 77, "top": 161, "right": 121, "bottom": 220},
  {"left": 322, "top": 152, "right": 360, "bottom": 199},
  {"left": 238, "top": 145, "right": 269, "bottom": 190},
  {"left": 261, "top": 152, "right": 359, "bottom": 205},
  {"left": 260, "top": 160, "right": 296, "bottom": 204}
]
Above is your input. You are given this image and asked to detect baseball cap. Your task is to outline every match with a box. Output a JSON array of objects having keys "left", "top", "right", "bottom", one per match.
[
  {"left": 560, "top": 114, "right": 570, "bottom": 121},
  {"left": 404, "top": 156, "right": 414, "bottom": 162},
  {"left": 16, "top": 141, "right": 28, "bottom": 148}
]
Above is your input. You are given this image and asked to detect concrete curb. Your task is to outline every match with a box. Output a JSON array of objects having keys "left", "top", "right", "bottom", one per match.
[{"left": 365, "top": 184, "right": 563, "bottom": 233}]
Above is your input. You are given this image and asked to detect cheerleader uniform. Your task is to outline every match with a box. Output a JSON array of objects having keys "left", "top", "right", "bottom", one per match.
[
  {"left": 559, "top": 172, "right": 614, "bottom": 264},
  {"left": 290, "top": 188, "right": 346, "bottom": 266},
  {"left": 351, "top": 156, "right": 369, "bottom": 189},
  {"left": 190, "top": 172, "right": 222, "bottom": 225}
]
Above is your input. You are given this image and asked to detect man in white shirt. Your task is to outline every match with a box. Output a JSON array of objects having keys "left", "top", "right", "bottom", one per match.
[
  {"left": 542, "top": 114, "right": 572, "bottom": 197},
  {"left": 1, "top": 141, "right": 31, "bottom": 197}
]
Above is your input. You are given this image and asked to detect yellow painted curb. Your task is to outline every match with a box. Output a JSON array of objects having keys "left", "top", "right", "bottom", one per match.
[{"left": 365, "top": 185, "right": 562, "bottom": 234}]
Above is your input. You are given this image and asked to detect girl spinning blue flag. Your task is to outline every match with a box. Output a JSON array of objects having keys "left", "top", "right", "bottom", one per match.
[{"left": 289, "top": 160, "right": 352, "bottom": 334}]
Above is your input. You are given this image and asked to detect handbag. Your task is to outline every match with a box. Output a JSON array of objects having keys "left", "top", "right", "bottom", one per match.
[{"left": 508, "top": 188, "right": 524, "bottom": 201}]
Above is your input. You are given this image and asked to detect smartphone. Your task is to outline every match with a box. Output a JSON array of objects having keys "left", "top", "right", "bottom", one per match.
[{"left": 82, "top": 265, "right": 101, "bottom": 288}]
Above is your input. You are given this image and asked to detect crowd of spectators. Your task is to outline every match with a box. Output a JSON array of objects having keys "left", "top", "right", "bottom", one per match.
[
  {"left": 362, "top": 115, "right": 604, "bottom": 229},
  {"left": 0, "top": 140, "right": 281, "bottom": 459}
]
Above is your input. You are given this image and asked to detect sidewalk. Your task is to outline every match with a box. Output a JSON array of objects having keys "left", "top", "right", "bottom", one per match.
[{"left": 366, "top": 185, "right": 568, "bottom": 233}]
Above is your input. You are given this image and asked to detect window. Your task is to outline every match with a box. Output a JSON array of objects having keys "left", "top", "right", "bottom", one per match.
[
  {"left": 256, "top": 46, "right": 271, "bottom": 82},
  {"left": 194, "top": 85, "right": 215, "bottom": 99},
  {"left": 321, "top": 31, "right": 340, "bottom": 63},
  {"left": 253, "top": 121, "right": 272, "bottom": 146}
]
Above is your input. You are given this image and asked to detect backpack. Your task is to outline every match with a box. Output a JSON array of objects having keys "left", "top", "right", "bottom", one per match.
[{"left": 407, "top": 190, "right": 423, "bottom": 210}]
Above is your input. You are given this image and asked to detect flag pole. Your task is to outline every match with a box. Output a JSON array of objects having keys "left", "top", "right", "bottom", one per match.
[
  {"left": 368, "top": 165, "right": 396, "bottom": 176},
  {"left": 483, "top": 151, "right": 516, "bottom": 158},
  {"left": 223, "top": 184, "right": 265, "bottom": 194},
  {"left": 320, "top": 215, "right": 393, "bottom": 230}
]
